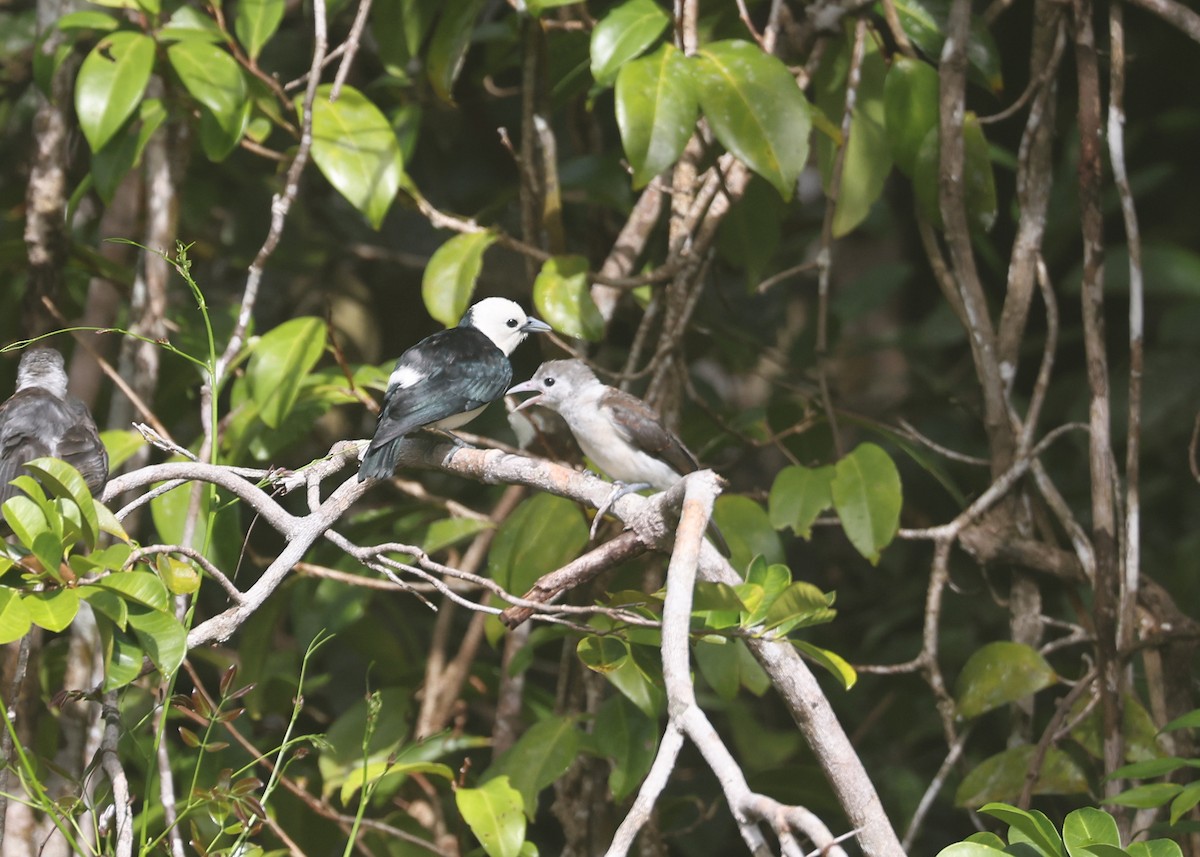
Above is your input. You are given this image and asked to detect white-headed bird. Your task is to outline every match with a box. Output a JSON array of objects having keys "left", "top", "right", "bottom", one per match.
[{"left": 359, "top": 298, "right": 551, "bottom": 481}]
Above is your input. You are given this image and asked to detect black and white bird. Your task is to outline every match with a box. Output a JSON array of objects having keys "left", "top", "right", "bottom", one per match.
[
  {"left": 0, "top": 346, "right": 109, "bottom": 506},
  {"left": 359, "top": 297, "right": 551, "bottom": 481},
  {"left": 508, "top": 359, "right": 727, "bottom": 550}
]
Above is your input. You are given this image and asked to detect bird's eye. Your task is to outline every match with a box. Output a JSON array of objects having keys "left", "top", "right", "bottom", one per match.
[
  {"left": 544, "top": 378, "right": 555, "bottom": 388},
  {"left": 506, "top": 318, "right": 519, "bottom": 328}
]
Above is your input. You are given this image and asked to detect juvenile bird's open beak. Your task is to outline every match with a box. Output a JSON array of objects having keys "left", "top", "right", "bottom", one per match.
[
  {"left": 507, "top": 378, "right": 543, "bottom": 410},
  {"left": 522, "top": 318, "right": 552, "bottom": 334}
]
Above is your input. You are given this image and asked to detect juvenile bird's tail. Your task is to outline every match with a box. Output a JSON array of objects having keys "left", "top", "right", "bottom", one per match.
[{"left": 358, "top": 439, "right": 399, "bottom": 481}]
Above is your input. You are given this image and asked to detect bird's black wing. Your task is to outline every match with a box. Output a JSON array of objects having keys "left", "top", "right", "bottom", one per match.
[
  {"left": 601, "top": 388, "right": 699, "bottom": 475},
  {"left": 367, "top": 328, "right": 512, "bottom": 450}
]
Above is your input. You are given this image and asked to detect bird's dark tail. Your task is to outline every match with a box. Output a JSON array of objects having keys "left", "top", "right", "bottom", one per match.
[
  {"left": 358, "top": 439, "right": 398, "bottom": 481},
  {"left": 707, "top": 519, "right": 731, "bottom": 557}
]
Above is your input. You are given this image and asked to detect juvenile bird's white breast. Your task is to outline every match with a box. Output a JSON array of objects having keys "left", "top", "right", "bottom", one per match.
[{"left": 564, "top": 390, "right": 681, "bottom": 489}]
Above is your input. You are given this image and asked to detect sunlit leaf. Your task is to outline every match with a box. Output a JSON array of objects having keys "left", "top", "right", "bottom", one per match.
[
  {"left": 616, "top": 43, "right": 696, "bottom": 189},
  {"left": 763, "top": 582, "right": 836, "bottom": 635},
  {"left": 591, "top": 0, "right": 670, "bottom": 86},
  {"left": 422, "top": 232, "right": 497, "bottom": 327},
  {"left": 955, "top": 641, "right": 1057, "bottom": 719},
  {"left": 235, "top": 0, "right": 285, "bottom": 60},
  {"left": 0, "top": 589, "right": 32, "bottom": 645},
  {"left": 127, "top": 606, "right": 187, "bottom": 676},
  {"left": 768, "top": 464, "right": 835, "bottom": 539},
  {"left": 532, "top": 255, "right": 604, "bottom": 342},
  {"left": 24, "top": 589, "right": 80, "bottom": 632},
  {"left": 247, "top": 316, "right": 328, "bottom": 429},
  {"left": 23, "top": 457, "right": 99, "bottom": 549},
  {"left": 94, "top": 570, "right": 170, "bottom": 611},
  {"left": 167, "top": 41, "right": 249, "bottom": 160},
  {"left": 794, "top": 640, "right": 857, "bottom": 690},
  {"left": 830, "top": 442, "right": 902, "bottom": 564},
  {"left": 485, "top": 717, "right": 580, "bottom": 820},
  {"left": 1063, "top": 807, "right": 1121, "bottom": 855},
  {"left": 75, "top": 31, "right": 156, "bottom": 152},
  {"left": 456, "top": 776, "right": 526, "bottom": 857}
]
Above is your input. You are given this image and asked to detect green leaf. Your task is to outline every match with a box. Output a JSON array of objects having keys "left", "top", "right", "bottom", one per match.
[
  {"left": 55, "top": 10, "right": 120, "bottom": 31},
  {"left": 913, "top": 112, "right": 998, "bottom": 233},
  {"left": 3, "top": 495, "right": 49, "bottom": 548},
  {"left": 485, "top": 717, "right": 580, "bottom": 819},
  {"left": 1161, "top": 707, "right": 1200, "bottom": 733},
  {"left": 75, "top": 31, "right": 156, "bottom": 152},
  {"left": 768, "top": 464, "right": 835, "bottom": 538},
  {"left": 23, "top": 457, "right": 100, "bottom": 549},
  {"left": 957, "top": 745, "right": 1088, "bottom": 806},
  {"left": 81, "top": 587, "right": 128, "bottom": 629},
  {"left": 318, "top": 687, "right": 414, "bottom": 801},
  {"left": 935, "top": 845, "right": 1010, "bottom": 857},
  {"left": 591, "top": 0, "right": 670, "bottom": 86},
  {"left": 532, "top": 255, "right": 604, "bottom": 342},
  {"left": 887, "top": 0, "right": 1003, "bottom": 92},
  {"left": 694, "top": 637, "right": 740, "bottom": 701},
  {"left": 763, "top": 582, "right": 835, "bottom": 635},
  {"left": 95, "top": 617, "right": 144, "bottom": 690},
  {"left": 616, "top": 43, "right": 696, "bottom": 188},
  {"left": 980, "top": 804, "right": 1068, "bottom": 855},
  {"left": 528, "top": 0, "right": 581, "bottom": 14},
  {"left": 1064, "top": 807, "right": 1121, "bottom": 856},
  {"left": 741, "top": 556, "right": 792, "bottom": 626},
  {"left": 691, "top": 40, "right": 811, "bottom": 199},
  {"left": 884, "top": 56, "right": 939, "bottom": 176},
  {"left": 302, "top": 84, "right": 405, "bottom": 228},
  {"left": 127, "top": 606, "right": 187, "bottom": 676},
  {"left": 830, "top": 442, "right": 902, "bottom": 564},
  {"left": 955, "top": 641, "right": 1058, "bottom": 719},
  {"left": 167, "top": 41, "right": 250, "bottom": 160},
  {"left": 423, "top": 517, "right": 493, "bottom": 554},
  {"left": 24, "top": 589, "right": 80, "bottom": 633},
  {"left": 488, "top": 494, "right": 588, "bottom": 595},
  {"left": 157, "top": 554, "right": 201, "bottom": 596},
  {"left": 1071, "top": 694, "right": 1167, "bottom": 764},
  {"left": 1169, "top": 781, "right": 1200, "bottom": 825},
  {"left": 1127, "top": 840, "right": 1185, "bottom": 857},
  {"left": 92, "top": 97, "right": 167, "bottom": 203},
  {"left": 591, "top": 694, "right": 658, "bottom": 801},
  {"left": 794, "top": 640, "right": 857, "bottom": 689},
  {"left": 456, "top": 776, "right": 526, "bottom": 857},
  {"left": 421, "top": 231, "right": 497, "bottom": 327},
  {"left": 247, "top": 316, "right": 328, "bottom": 429},
  {"left": 714, "top": 497, "right": 785, "bottom": 573},
  {"left": 1105, "top": 783, "right": 1181, "bottom": 809},
  {"left": 94, "top": 571, "right": 170, "bottom": 611},
  {"left": 235, "top": 0, "right": 284, "bottom": 60},
  {"left": 1111, "top": 757, "right": 1194, "bottom": 780},
  {"left": 373, "top": 0, "right": 439, "bottom": 80},
  {"left": 716, "top": 178, "right": 784, "bottom": 289},
  {"left": 426, "top": 0, "right": 486, "bottom": 103},
  {"left": 577, "top": 636, "right": 663, "bottom": 717},
  {"left": 100, "top": 429, "right": 147, "bottom": 472},
  {"left": 0, "top": 589, "right": 32, "bottom": 645}
]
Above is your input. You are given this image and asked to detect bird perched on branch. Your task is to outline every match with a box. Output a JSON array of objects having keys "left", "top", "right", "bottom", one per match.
[
  {"left": 0, "top": 346, "right": 108, "bottom": 506},
  {"left": 359, "top": 297, "right": 551, "bottom": 481},
  {"left": 508, "top": 359, "right": 728, "bottom": 552}
]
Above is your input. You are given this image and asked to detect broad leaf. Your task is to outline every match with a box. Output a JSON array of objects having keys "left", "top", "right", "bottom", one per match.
[
  {"left": 1127, "top": 840, "right": 1185, "bottom": 857},
  {"left": 422, "top": 231, "right": 497, "bottom": 327},
  {"left": 886, "top": 0, "right": 1004, "bottom": 92},
  {"left": 423, "top": 517, "right": 493, "bottom": 554},
  {"left": 616, "top": 44, "right": 696, "bottom": 188},
  {"left": 24, "top": 589, "right": 80, "bottom": 633},
  {"left": 714, "top": 496, "right": 785, "bottom": 573},
  {"left": 167, "top": 41, "right": 250, "bottom": 160},
  {"left": 691, "top": 40, "right": 811, "bottom": 199},
  {"left": 75, "top": 31, "right": 155, "bottom": 152},
  {"left": 763, "top": 582, "right": 835, "bottom": 635},
  {"left": 92, "top": 98, "right": 167, "bottom": 203},
  {"left": 235, "top": 0, "right": 285, "bottom": 60},
  {"left": 456, "top": 776, "right": 526, "bottom": 857},
  {"left": 127, "top": 606, "right": 187, "bottom": 676},
  {"left": 302, "top": 84, "right": 405, "bottom": 228},
  {"left": 884, "top": 55, "right": 939, "bottom": 176},
  {"left": 577, "top": 636, "right": 663, "bottom": 717},
  {"left": 768, "top": 464, "right": 835, "bottom": 539},
  {"left": 1104, "top": 783, "right": 1181, "bottom": 809},
  {"left": 427, "top": 0, "right": 486, "bottom": 103},
  {"left": 487, "top": 494, "right": 588, "bottom": 595},
  {"left": 3, "top": 495, "right": 50, "bottom": 548},
  {"left": 794, "top": 640, "right": 857, "bottom": 689},
  {"left": 913, "top": 112, "right": 998, "bottom": 233},
  {"left": 485, "top": 716, "right": 580, "bottom": 819},
  {"left": 1064, "top": 807, "right": 1121, "bottom": 856},
  {"left": 591, "top": 0, "right": 670, "bottom": 86},
  {"left": 94, "top": 570, "right": 170, "bottom": 611},
  {"left": 96, "top": 619, "right": 145, "bottom": 690},
  {"left": 532, "top": 255, "right": 604, "bottom": 341},
  {"left": 955, "top": 641, "right": 1058, "bottom": 719},
  {"left": 23, "top": 457, "right": 100, "bottom": 549},
  {"left": 935, "top": 845, "right": 1009, "bottom": 856},
  {"left": 247, "top": 316, "right": 327, "bottom": 429},
  {"left": 831, "top": 442, "right": 902, "bottom": 564},
  {"left": 0, "top": 589, "right": 32, "bottom": 645},
  {"left": 591, "top": 694, "right": 658, "bottom": 801}
]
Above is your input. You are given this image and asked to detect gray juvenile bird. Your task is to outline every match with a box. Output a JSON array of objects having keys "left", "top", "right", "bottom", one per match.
[
  {"left": 359, "top": 297, "right": 551, "bottom": 481},
  {"left": 508, "top": 359, "right": 727, "bottom": 551},
  {"left": 0, "top": 347, "right": 109, "bottom": 505}
]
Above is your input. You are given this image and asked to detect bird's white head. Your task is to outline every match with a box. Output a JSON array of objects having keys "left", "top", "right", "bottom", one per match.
[
  {"left": 508, "top": 359, "right": 601, "bottom": 413},
  {"left": 15, "top": 347, "right": 68, "bottom": 399},
  {"left": 459, "top": 297, "right": 552, "bottom": 355}
]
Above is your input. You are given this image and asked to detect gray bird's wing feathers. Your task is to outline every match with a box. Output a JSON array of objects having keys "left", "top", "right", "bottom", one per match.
[
  {"left": 0, "top": 390, "right": 108, "bottom": 505},
  {"left": 366, "top": 328, "right": 512, "bottom": 451},
  {"left": 601, "top": 388, "right": 699, "bottom": 476}
]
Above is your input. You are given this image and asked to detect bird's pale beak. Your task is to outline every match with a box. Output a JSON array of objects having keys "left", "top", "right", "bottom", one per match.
[
  {"left": 522, "top": 318, "right": 552, "bottom": 334},
  {"left": 507, "top": 378, "right": 543, "bottom": 410}
]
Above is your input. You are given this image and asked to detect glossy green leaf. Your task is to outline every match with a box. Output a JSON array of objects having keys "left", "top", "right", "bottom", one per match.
[
  {"left": 92, "top": 97, "right": 167, "bottom": 203},
  {"left": 427, "top": 0, "right": 486, "bottom": 103},
  {"left": 373, "top": 0, "right": 439, "bottom": 80},
  {"left": 1169, "top": 781, "right": 1200, "bottom": 825},
  {"left": 88, "top": 0, "right": 159, "bottom": 12},
  {"left": 456, "top": 776, "right": 526, "bottom": 857},
  {"left": 23, "top": 457, "right": 99, "bottom": 549},
  {"left": 488, "top": 494, "right": 588, "bottom": 595},
  {"left": 691, "top": 40, "right": 811, "bottom": 199},
  {"left": 763, "top": 582, "right": 836, "bottom": 635},
  {"left": 1163, "top": 707, "right": 1200, "bottom": 733},
  {"left": 739, "top": 557, "right": 792, "bottom": 626},
  {"left": 577, "top": 635, "right": 629, "bottom": 673},
  {"left": 302, "top": 84, "right": 405, "bottom": 228},
  {"left": 532, "top": 255, "right": 604, "bottom": 342},
  {"left": 884, "top": 56, "right": 939, "bottom": 176},
  {"left": 768, "top": 464, "right": 835, "bottom": 539},
  {"left": 167, "top": 40, "right": 249, "bottom": 147},
  {"left": 794, "top": 640, "right": 857, "bottom": 690},
  {"left": 887, "top": 0, "right": 1003, "bottom": 93},
  {"left": 955, "top": 641, "right": 1057, "bottom": 719},
  {"left": 423, "top": 517, "right": 493, "bottom": 554},
  {"left": 247, "top": 316, "right": 327, "bottom": 429},
  {"left": 714, "top": 496, "right": 785, "bottom": 573},
  {"left": 1127, "top": 838, "right": 1184, "bottom": 857},
  {"left": 81, "top": 587, "right": 128, "bottom": 628},
  {"left": 591, "top": 0, "right": 670, "bottom": 86},
  {"left": 157, "top": 554, "right": 201, "bottom": 596},
  {"left": 616, "top": 43, "right": 696, "bottom": 188},
  {"left": 56, "top": 10, "right": 120, "bottom": 31},
  {"left": 96, "top": 618, "right": 143, "bottom": 690},
  {"left": 94, "top": 570, "right": 170, "bottom": 611},
  {"left": 127, "top": 606, "right": 186, "bottom": 677},
  {"left": 422, "top": 231, "right": 497, "bottom": 327},
  {"left": 75, "top": 31, "right": 155, "bottom": 152},
  {"left": 159, "top": 4, "right": 223, "bottom": 42},
  {"left": 591, "top": 694, "right": 658, "bottom": 801},
  {"left": 1105, "top": 783, "right": 1181, "bottom": 809},
  {"left": 694, "top": 638, "right": 740, "bottom": 700},
  {"left": 1111, "top": 757, "right": 1195, "bottom": 780},
  {"left": 935, "top": 845, "right": 1009, "bottom": 857},
  {"left": 913, "top": 112, "right": 998, "bottom": 233},
  {"left": 235, "top": 0, "right": 284, "bottom": 60},
  {"left": 982, "top": 803, "right": 1068, "bottom": 856},
  {"left": 831, "top": 442, "right": 902, "bottom": 564},
  {"left": 3, "top": 495, "right": 49, "bottom": 548},
  {"left": 0, "top": 589, "right": 32, "bottom": 645},
  {"left": 577, "top": 636, "right": 663, "bottom": 717},
  {"left": 24, "top": 589, "right": 80, "bottom": 633},
  {"left": 1064, "top": 807, "right": 1121, "bottom": 856},
  {"left": 486, "top": 716, "right": 580, "bottom": 819}
]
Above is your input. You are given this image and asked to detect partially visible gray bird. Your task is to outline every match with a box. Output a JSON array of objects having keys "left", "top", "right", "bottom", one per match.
[
  {"left": 0, "top": 347, "right": 109, "bottom": 506},
  {"left": 508, "top": 359, "right": 727, "bottom": 551}
]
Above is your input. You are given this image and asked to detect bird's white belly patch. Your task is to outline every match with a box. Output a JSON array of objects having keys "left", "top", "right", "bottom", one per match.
[
  {"left": 432, "top": 406, "right": 486, "bottom": 431},
  {"left": 388, "top": 364, "right": 424, "bottom": 389}
]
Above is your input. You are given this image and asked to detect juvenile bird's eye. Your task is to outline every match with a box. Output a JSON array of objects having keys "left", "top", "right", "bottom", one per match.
[
  {"left": 544, "top": 378, "right": 556, "bottom": 387},
  {"left": 506, "top": 318, "right": 519, "bottom": 328}
]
